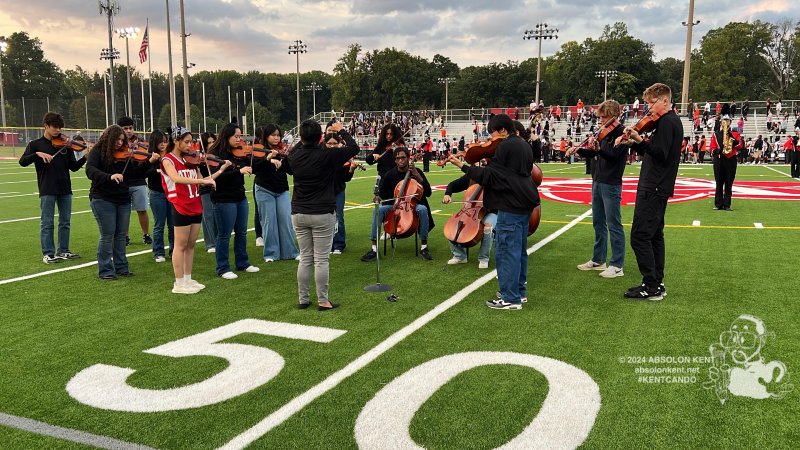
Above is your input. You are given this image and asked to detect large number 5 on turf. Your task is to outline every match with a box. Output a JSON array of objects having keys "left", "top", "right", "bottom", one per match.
[{"left": 66, "top": 319, "right": 346, "bottom": 412}]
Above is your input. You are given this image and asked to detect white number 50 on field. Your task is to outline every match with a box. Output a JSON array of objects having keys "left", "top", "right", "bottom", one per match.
[{"left": 66, "top": 319, "right": 346, "bottom": 412}]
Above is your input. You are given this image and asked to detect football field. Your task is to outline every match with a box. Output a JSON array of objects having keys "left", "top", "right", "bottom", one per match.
[{"left": 0, "top": 160, "right": 797, "bottom": 449}]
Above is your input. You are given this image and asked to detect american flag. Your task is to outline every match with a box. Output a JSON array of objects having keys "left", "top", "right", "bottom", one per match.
[{"left": 138, "top": 26, "right": 149, "bottom": 64}]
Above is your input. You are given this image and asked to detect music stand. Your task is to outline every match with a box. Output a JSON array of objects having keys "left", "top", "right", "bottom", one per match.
[{"left": 363, "top": 199, "right": 392, "bottom": 292}]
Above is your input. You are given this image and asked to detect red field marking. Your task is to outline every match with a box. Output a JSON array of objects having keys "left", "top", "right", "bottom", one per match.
[{"left": 539, "top": 177, "right": 800, "bottom": 205}]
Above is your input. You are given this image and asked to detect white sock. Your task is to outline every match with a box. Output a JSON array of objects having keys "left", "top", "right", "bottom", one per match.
[
  {"left": 175, "top": 278, "right": 185, "bottom": 286},
  {"left": 371, "top": 244, "right": 377, "bottom": 252},
  {"left": 184, "top": 274, "right": 192, "bottom": 282}
]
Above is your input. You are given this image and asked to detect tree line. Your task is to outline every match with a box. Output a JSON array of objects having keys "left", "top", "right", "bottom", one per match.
[{"left": 0, "top": 20, "right": 797, "bottom": 133}]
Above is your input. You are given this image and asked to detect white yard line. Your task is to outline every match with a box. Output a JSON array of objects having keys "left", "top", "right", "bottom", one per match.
[
  {"left": 0, "top": 209, "right": 93, "bottom": 225},
  {"left": 219, "top": 208, "right": 594, "bottom": 450},
  {"left": 763, "top": 165, "right": 793, "bottom": 178},
  {"left": 0, "top": 412, "right": 153, "bottom": 450}
]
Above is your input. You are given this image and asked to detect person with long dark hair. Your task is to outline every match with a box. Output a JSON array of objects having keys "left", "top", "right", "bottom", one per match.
[
  {"left": 253, "top": 124, "right": 299, "bottom": 262},
  {"left": 85, "top": 125, "right": 158, "bottom": 279},
  {"left": 147, "top": 130, "right": 174, "bottom": 262},
  {"left": 161, "top": 127, "right": 231, "bottom": 293},
  {"left": 207, "top": 123, "right": 260, "bottom": 279},
  {"left": 367, "top": 123, "right": 405, "bottom": 177}
]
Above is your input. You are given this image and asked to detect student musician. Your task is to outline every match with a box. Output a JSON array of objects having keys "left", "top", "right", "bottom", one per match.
[
  {"left": 146, "top": 130, "right": 174, "bottom": 262},
  {"left": 85, "top": 125, "right": 157, "bottom": 280},
  {"left": 198, "top": 132, "right": 217, "bottom": 253},
  {"left": 325, "top": 121, "right": 359, "bottom": 254},
  {"left": 709, "top": 114, "right": 740, "bottom": 211},
  {"left": 367, "top": 123, "right": 405, "bottom": 178},
  {"left": 361, "top": 147, "right": 434, "bottom": 262},
  {"left": 161, "top": 127, "right": 231, "bottom": 294},
  {"left": 19, "top": 112, "right": 87, "bottom": 263},
  {"left": 207, "top": 123, "right": 260, "bottom": 279},
  {"left": 117, "top": 116, "right": 153, "bottom": 246}
]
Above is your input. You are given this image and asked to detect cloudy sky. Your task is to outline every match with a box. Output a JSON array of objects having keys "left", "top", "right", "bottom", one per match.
[{"left": 1, "top": 0, "right": 796, "bottom": 77}]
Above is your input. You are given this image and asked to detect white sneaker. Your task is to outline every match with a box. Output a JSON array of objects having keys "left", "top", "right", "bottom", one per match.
[
  {"left": 244, "top": 265, "right": 260, "bottom": 273},
  {"left": 332, "top": 249, "right": 342, "bottom": 255},
  {"left": 255, "top": 237, "right": 264, "bottom": 247},
  {"left": 294, "top": 255, "right": 301, "bottom": 261},
  {"left": 186, "top": 279, "right": 206, "bottom": 290},
  {"left": 207, "top": 247, "right": 216, "bottom": 253},
  {"left": 221, "top": 271, "right": 238, "bottom": 280},
  {"left": 599, "top": 266, "right": 624, "bottom": 278},
  {"left": 447, "top": 257, "right": 467, "bottom": 265},
  {"left": 154, "top": 256, "right": 166, "bottom": 263},
  {"left": 577, "top": 260, "right": 607, "bottom": 271},
  {"left": 172, "top": 283, "right": 201, "bottom": 294},
  {"left": 264, "top": 258, "right": 275, "bottom": 263},
  {"left": 478, "top": 261, "right": 489, "bottom": 269}
]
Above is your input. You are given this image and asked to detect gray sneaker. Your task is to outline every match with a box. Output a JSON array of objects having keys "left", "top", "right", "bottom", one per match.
[
  {"left": 486, "top": 299, "right": 522, "bottom": 310},
  {"left": 599, "top": 266, "right": 624, "bottom": 278},
  {"left": 577, "top": 260, "right": 607, "bottom": 271}
]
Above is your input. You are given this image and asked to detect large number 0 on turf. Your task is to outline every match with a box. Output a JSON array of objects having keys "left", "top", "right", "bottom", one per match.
[
  {"left": 355, "top": 352, "right": 601, "bottom": 449},
  {"left": 66, "top": 319, "right": 347, "bottom": 412}
]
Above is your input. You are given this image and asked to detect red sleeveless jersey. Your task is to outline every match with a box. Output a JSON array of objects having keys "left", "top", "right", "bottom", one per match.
[{"left": 161, "top": 152, "right": 203, "bottom": 216}]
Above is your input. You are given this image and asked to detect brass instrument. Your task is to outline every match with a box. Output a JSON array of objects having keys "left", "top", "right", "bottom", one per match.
[{"left": 722, "top": 119, "right": 734, "bottom": 155}]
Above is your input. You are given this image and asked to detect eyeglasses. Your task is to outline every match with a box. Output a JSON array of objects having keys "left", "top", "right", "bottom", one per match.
[{"left": 325, "top": 141, "right": 340, "bottom": 146}]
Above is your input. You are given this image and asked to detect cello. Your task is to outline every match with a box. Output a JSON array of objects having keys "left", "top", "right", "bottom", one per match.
[
  {"left": 383, "top": 168, "right": 424, "bottom": 239},
  {"left": 443, "top": 183, "right": 485, "bottom": 247}
]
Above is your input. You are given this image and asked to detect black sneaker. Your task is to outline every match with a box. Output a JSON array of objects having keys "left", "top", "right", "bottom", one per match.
[
  {"left": 361, "top": 250, "right": 377, "bottom": 262},
  {"left": 42, "top": 255, "right": 62, "bottom": 264},
  {"left": 629, "top": 282, "right": 667, "bottom": 296},
  {"left": 56, "top": 251, "right": 80, "bottom": 260},
  {"left": 419, "top": 248, "right": 433, "bottom": 261},
  {"left": 125, "top": 235, "right": 131, "bottom": 246},
  {"left": 623, "top": 286, "right": 664, "bottom": 301},
  {"left": 143, "top": 234, "right": 153, "bottom": 245}
]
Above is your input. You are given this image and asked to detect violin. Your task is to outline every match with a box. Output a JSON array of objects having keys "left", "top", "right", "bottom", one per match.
[
  {"left": 50, "top": 134, "right": 88, "bottom": 153},
  {"left": 443, "top": 183, "right": 485, "bottom": 247},
  {"left": 436, "top": 151, "right": 465, "bottom": 167},
  {"left": 383, "top": 168, "right": 424, "bottom": 239},
  {"left": 270, "top": 142, "right": 289, "bottom": 157},
  {"left": 570, "top": 118, "right": 620, "bottom": 151},
  {"left": 624, "top": 109, "right": 666, "bottom": 139},
  {"left": 343, "top": 161, "right": 367, "bottom": 171},
  {"left": 112, "top": 147, "right": 151, "bottom": 162},
  {"left": 184, "top": 151, "right": 224, "bottom": 168},
  {"left": 463, "top": 135, "right": 506, "bottom": 164}
]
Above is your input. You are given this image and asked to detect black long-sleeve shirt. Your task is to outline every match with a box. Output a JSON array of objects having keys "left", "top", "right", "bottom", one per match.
[
  {"left": 334, "top": 165, "right": 355, "bottom": 195},
  {"left": 253, "top": 156, "right": 290, "bottom": 194},
  {"left": 366, "top": 145, "right": 396, "bottom": 177},
  {"left": 283, "top": 130, "right": 359, "bottom": 214},
  {"left": 462, "top": 135, "right": 539, "bottom": 215},
  {"left": 209, "top": 151, "right": 246, "bottom": 203},
  {"left": 577, "top": 125, "right": 627, "bottom": 185},
  {"left": 378, "top": 166, "right": 435, "bottom": 231},
  {"left": 85, "top": 150, "right": 148, "bottom": 204},
  {"left": 19, "top": 136, "right": 86, "bottom": 196},
  {"left": 631, "top": 110, "right": 683, "bottom": 197}
]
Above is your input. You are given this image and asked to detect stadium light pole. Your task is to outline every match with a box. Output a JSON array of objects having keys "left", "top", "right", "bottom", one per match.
[
  {"left": 288, "top": 40, "right": 307, "bottom": 129},
  {"left": 116, "top": 26, "right": 139, "bottom": 119},
  {"left": 179, "top": 0, "right": 191, "bottom": 129},
  {"left": 303, "top": 82, "right": 322, "bottom": 116},
  {"left": 99, "top": 0, "right": 120, "bottom": 124},
  {"left": 680, "top": 0, "right": 700, "bottom": 115},
  {"left": 523, "top": 23, "right": 558, "bottom": 107},
  {"left": 437, "top": 77, "right": 455, "bottom": 123},
  {"left": 595, "top": 70, "right": 618, "bottom": 101},
  {"left": 0, "top": 36, "right": 7, "bottom": 127}
]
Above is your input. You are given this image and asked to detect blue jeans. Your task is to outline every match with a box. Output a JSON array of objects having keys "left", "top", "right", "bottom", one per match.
[
  {"left": 254, "top": 186, "right": 298, "bottom": 260},
  {"left": 40, "top": 194, "right": 72, "bottom": 256},
  {"left": 591, "top": 182, "right": 625, "bottom": 268},
  {"left": 332, "top": 190, "right": 346, "bottom": 251},
  {"left": 200, "top": 193, "right": 216, "bottom": 250},
  {"left": 495, "top": 210, "right": 530, "bottom": 304},
  {"left": 370, "top": 204, "right": 429, "bottom": 241},
  {"left": 149, "top": 190, "right": 175, "bottom": 258},
  {"left": 450, "top": 212, "right": 497, "bottom": 263},
  {"left": 213, "top": 199, "right": 250, "bottom": 274},
  {"left": 90, "top": 199, "right": 131, "bottom": 277}
]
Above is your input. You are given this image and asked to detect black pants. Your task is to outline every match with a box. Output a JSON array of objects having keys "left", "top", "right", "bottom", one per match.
[
  {"left": 630, "top": 190, "right": 668, "bottom": 289},
  {"left": 791, "top": 152, "right": 800, "bottom": 178},
  {"left": 712, "top": 154, "right": 737, "bottom": 209},
  {"left": 423, "top": 152, "right": 430, "bottom": 172},
  {"left": 699, "top": 151, "right": 706, "bottom": 164}
]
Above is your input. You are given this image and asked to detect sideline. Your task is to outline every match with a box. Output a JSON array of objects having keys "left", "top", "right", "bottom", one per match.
[
  {"left": 763, "top": 165, "right": 793, "bottom": 178},
  {"left": 219, "top": 208, "right": 593, "bottom": 449},
  {"left": 0, "top": 412, "right": 154, "bottom": 450}
]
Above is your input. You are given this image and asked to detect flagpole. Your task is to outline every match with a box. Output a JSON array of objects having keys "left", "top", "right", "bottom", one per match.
[
  {"left": 140, "top": 76, "right": 146, "bottom": 132},
  {"left": 251, "top": 87, "right": 256, "bottom": 134},
  {"left": 165, "top": 0, "right": 177, "bottom": 128},
  {"left": 147, "top": 18, "right": 153, "bottom": 132},
  {"left": 202, "top": 81, "right": 207, "bottom": 132},
  {"left": 227, "top": 85, "right": 231, "bottom": 122}
]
